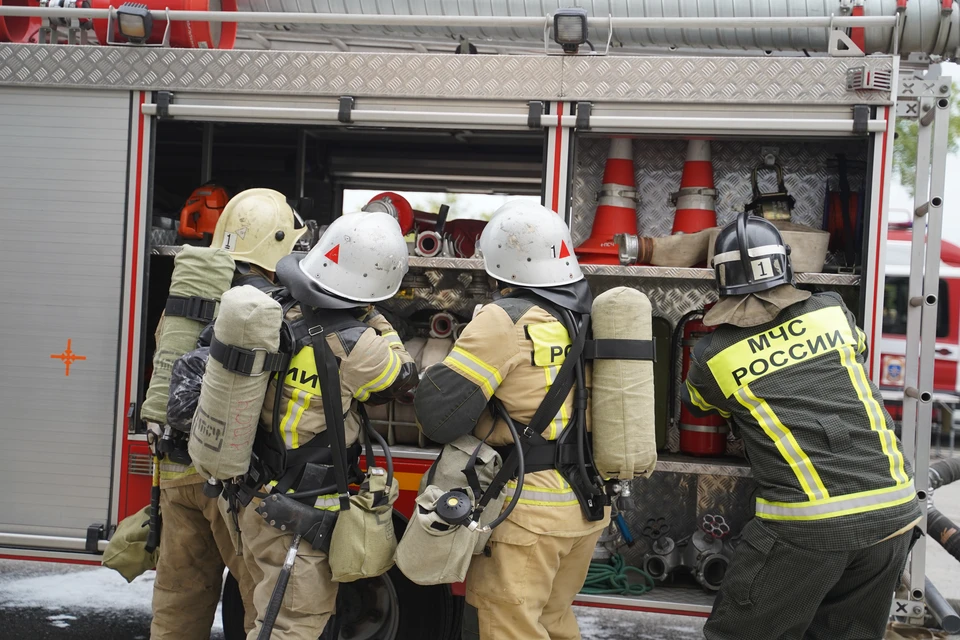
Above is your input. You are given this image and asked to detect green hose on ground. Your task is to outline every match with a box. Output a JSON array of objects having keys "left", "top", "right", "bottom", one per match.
[{"left": 581, "top": 554, "right": 656, "bottom": 596}]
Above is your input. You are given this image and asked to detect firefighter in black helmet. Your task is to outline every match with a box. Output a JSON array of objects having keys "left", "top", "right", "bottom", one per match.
[{"left": 682, "top": 211, "right": 922, "bottom": 640}]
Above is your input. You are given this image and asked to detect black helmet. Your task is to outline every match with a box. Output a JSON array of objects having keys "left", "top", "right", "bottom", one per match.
[{"left": 712, "top": 210, "right": 793, "bottom": 296}]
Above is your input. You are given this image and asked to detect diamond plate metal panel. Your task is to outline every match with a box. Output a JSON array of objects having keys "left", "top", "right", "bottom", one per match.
[
  {"left": 561, "top": 56, "right": 894, "bottom": 104},
  {"left": 618, "top": 471, "right": 756, "bottom": 571},
  {"left": 0, "top": 45, "right": 563, "bottom": 99}
]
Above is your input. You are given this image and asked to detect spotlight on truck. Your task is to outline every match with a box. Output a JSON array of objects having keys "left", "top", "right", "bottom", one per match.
[{"left": 553, "top": 8, "right": 588, "bottom": 54}]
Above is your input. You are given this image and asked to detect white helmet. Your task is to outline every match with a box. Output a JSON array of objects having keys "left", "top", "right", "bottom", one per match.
[
  {"left": 211, "top": 188, "right": 306, "bottom": 272},
  {"left": 478, "top": 200, "right": 583, "bottom": 287},
  {"left": 299, "top": 211, "right": 409, "bottom": 303}
]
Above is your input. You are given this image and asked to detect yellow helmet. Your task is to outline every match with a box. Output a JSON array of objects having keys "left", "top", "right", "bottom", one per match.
[{"left": 210, "top": 188, "right": 306, "bottom": 272}]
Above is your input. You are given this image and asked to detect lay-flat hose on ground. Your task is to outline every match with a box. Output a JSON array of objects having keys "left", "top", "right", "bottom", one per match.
[
  {"left": 582, "top": 554, "right": 655, "bottom": 596},
  {"left": 927, "top": 508, "right": 960, "bottom": 565},
  {"left": 930, "top": 457, "right": 960, "bottom": 490}
]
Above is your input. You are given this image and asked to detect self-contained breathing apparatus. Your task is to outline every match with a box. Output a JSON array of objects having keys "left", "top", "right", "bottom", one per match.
[{"left": 427, "top": 292, "right": 655, "bottom": 533}]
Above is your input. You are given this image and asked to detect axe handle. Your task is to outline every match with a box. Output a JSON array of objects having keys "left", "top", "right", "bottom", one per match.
[
  {"left": 257, "top": 534, "right": 302, "bottom": 640},
  {"left": 144, "top": 456, "right": 162, "bottom": 553}
]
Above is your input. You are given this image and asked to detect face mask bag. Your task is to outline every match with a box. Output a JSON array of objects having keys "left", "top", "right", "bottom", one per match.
[{"left": 330, "top": 407, "right": 400, "bottom": 583}]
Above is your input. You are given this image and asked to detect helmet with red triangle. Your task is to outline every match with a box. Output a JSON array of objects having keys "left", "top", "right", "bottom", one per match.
[
  {"left": 478, "top": 200, "right": 583, "bottom": 288},
  {"left": 295, "top": 211, "right": 409, "bottom": 303}
]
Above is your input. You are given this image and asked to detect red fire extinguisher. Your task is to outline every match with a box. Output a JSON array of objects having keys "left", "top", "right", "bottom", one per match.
[{"left": 674, "top": 309, "right": 728, "bottom": 456}]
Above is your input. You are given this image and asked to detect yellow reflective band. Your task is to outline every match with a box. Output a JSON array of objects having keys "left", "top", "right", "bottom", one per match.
[
  {"left": 543, "top": 364, "right": 567, "bottom": 440},
  {"left": 266, "top": 482, "right": 341, "bottom": 511},
  {"left": 755, "top": 482, "right": 915, "bottom": 521},
  {"left": 280, "top": 388, "right": 311, "bottom": 449},
  {"left": 856, "top": 328, "right": 867, "bottom": 354},
  {"left": 355, "top": 349, "right": 402, "bottom": 402},
  {"left": 444, "top": 347, "right": 503, "bottom": 398},
  {"left": 527, "top": 321, "right": 572, "bottom": 367},
  {"left": 735, "top": 385, "right": 829, "bottom": 502},
  {"left": 314, "top": 494, "right": 341, "bottom": 511},
  {"left": 685, "top": 380, "right": 732, "bottom": 418},
  {"left": 382, "top": 331, "right": 403, "bottom": 348},
  {"left": 838, "top": 345, "right": 910, "bottom": 485},
  {"left": 708, "top": 306, "right": 857, "bottom": 398},
  {"left": 504, "top": 479, "right": 580, "bottom": 507},
  {"left": 159, "top": 460, "right": 197, "bottom": 480}
]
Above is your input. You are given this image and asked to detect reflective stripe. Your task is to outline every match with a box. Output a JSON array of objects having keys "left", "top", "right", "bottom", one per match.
[
  {"left": 544, "top": 364, "right": 566, "bottom": 440},
  {"left": 856, "top": 328, "right": 867, "bottom": 354},
  {"left": 839, "top": 345, "right": 910, "bottom": 485},
  {"left": 382, "top": 331, "right": 403, "bottom": 348},
  {"left": 280, "top": 388, "right": 311, "bottom": 449},
  {"left": 266, "top": 482, "right": 341, "bottom": 512},
  {"left": 505, "top": 478, "right": 579, "bottom": 507},
  {"left": 355, "top": 349, "right": 402, "bottom": 402},
  {"left": 685, "top": 380, "right": 732, "bottom": 418},
  {"left": 679, "top": 423, "right": 730, "bottom": 434},
  {"left": 755, "top": 482, "right": 915, "bottom": 521},
  {"left": 735, "top": 385, "right": 829, "bottom": 501},
  {"left": 444, "top": 347, "right": 503, "bottom": 398},
  {"left": 159, "top": 460, "right": 196, "bottom": 480},
  {"left": 314, "top": 494, "right": 340, "bottom": 511}
]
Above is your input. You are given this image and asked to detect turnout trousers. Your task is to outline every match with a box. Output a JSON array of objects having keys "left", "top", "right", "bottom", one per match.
[
  {"left": 464, "top": 519, "right": 604, "bottom": 640},
  {"left": 704, "top": 519, "right": 915, "bottom": 640},
  {"left": 239, "top": 503, "right": 339, "bottom": 640},
  {"left": 150, "top": 482, "right": 257, "bottom": 640}
]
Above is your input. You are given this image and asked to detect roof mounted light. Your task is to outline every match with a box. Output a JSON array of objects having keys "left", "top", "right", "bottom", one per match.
[
  {"left": 116, "top": 2, "right": 152, "bottom": 44},
  {"left": 553, "top": 8, "right": 588, "bottom": 54}
]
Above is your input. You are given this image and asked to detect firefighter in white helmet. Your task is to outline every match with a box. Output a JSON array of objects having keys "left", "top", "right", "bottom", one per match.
[
  {"left": 151, "top": 188, "right": 305, "bottom": 640},
  {"left": 237, "top": 210, "right": 416, "bottom": 640},
  {"left": 414, "top": 201, "right": 610, "bottom": 640}
]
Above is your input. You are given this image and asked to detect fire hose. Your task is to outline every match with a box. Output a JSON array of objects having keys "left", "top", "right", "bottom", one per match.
[
  {"left": 929, "top": 457, "right": 960, "bottom": 491},
  {"left": 582, "top": 554, "right": 655, "bottom": 596},
  {"left": 924, "top": 457, "right": 960, "bottom": 632}
]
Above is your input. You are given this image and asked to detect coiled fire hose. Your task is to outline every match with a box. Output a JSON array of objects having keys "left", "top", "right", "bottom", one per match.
[{"left": 581, "top": 554, "right": 655, "bottom": 596}]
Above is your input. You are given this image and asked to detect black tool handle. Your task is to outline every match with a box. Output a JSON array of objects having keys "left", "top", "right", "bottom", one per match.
[
  {"left": 144, "top": 485, "right": 161, "bottom": 553},
  {"left": 435, "top": 204, "right": 450, "bottom": 237},
  {"left": 257, "top": 534, "right": 301, "bottom": 640}
]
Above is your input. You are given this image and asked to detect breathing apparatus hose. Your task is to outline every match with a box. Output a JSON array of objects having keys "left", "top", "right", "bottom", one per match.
[
  {"left": 581, "top": 554, "right": 655, "bottom": 596},
  {"left": 363, "top": 416, "right": 394, "bottom": 489},
  {"left": 477, "top": 407, "right": 525, "bottom": 533}
]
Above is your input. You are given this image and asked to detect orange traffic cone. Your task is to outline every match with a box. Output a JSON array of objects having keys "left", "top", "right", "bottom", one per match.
[
  {"left": 671, "top": 140, "right": 717, "bottom": 235},
  {"left": 576, "top": 138, "right": 638, "bottom": 265}
]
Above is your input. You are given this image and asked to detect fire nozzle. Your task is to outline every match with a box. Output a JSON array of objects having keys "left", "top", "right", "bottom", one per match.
[{"left": 613, "top": 233, "right": 653, "bottom": 266}]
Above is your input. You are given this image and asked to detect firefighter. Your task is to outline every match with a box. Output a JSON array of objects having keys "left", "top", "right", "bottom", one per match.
[
  {"left": 238, "top": 210, "right": 417, "bottom": 640},
  {"left": 682, "top": 212, "right": 922, "bottom": 640},
  {"left": 414, "top": 201, "right": 610, "bottom": 640},
  {"left": 150, "top": 188, "right": 302, "bottom": 640}
]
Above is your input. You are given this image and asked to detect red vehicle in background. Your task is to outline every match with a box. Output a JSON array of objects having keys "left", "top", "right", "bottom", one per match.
[{"left": 880, "top": 218, "right": 960, "bottom": 428}]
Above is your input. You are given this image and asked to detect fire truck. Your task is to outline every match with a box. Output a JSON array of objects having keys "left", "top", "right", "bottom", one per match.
[
  {"left": 881, "top": 221, "right": 960, "bottom": 427},
  {"left": 0, "top": 2, "right": 956, "bottom": 638}
]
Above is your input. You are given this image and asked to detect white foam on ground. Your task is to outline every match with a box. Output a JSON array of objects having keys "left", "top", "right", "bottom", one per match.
[{"left": 0, "top": 567, "right": 223, "bottom": 631}]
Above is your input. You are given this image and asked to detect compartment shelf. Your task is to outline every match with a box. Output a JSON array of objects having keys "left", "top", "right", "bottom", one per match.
[
  {"left": 574, "top": 588, "right": 715, "bottom": 616},
  {"left": 409, "top": 256, "right": 858, "bottom": 286},
  {"left": 151, "top": 247, "right": 859, "bottom": 286}
]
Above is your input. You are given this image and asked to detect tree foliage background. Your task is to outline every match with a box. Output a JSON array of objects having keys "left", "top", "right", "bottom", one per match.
[{"left": 893, "top": 82, "right": 960, "bottom": 196}]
